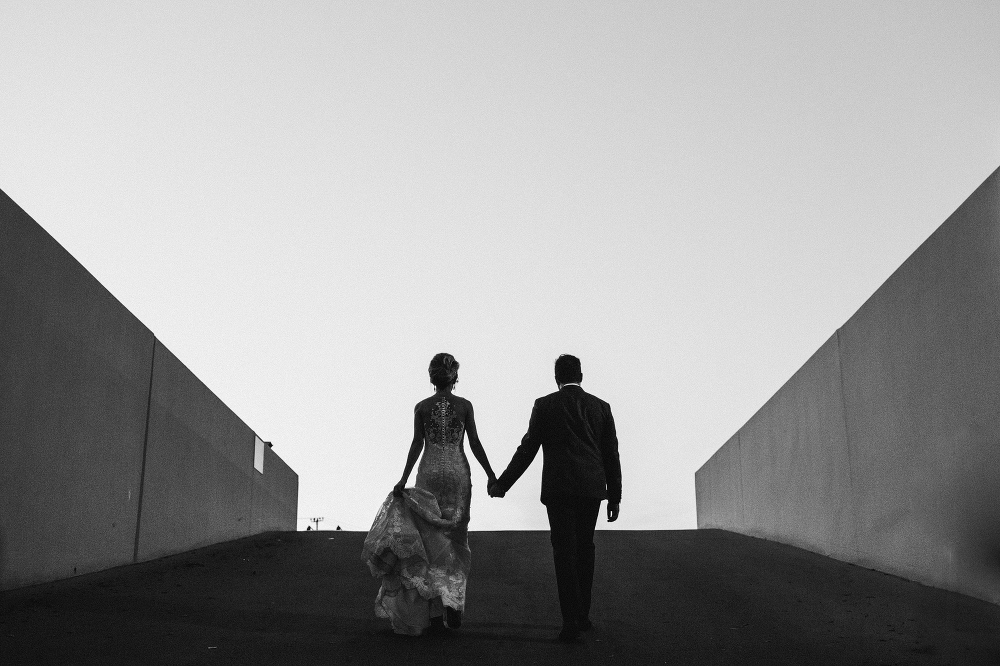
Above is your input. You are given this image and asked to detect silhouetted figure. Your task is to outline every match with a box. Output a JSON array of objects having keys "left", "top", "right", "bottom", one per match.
[
  {"left": 490, "top": 354, "right": 622, "bottom": 643},
  {"left": 362, "top": 353, "right": 497, "bottom": 635},
  {"left": 336, "top": 526, "right": 342, "bottom": 531},
  {"left": 306, "top": 526, "right": 312, "bottom": 531}
]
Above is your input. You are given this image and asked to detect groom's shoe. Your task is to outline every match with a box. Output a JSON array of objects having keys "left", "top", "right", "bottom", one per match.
[{"left": 558, "top": 623, "right": 582, "bottom": 643}]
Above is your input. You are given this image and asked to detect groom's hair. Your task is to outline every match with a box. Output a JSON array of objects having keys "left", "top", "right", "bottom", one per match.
[{"left": 554, "top": 354, "right": 583, "bottom": 384}]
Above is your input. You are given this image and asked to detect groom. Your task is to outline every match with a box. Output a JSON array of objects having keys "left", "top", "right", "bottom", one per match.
[{"left": 489, "top": 354, "right": 622, "bottom": 643}]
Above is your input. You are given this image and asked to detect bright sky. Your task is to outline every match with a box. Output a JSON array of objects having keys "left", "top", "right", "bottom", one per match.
[{"left": 1, "top": 2, "right": 998, "bottom": 531}]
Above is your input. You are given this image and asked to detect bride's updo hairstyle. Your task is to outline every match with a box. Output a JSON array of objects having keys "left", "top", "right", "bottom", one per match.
[{"left": 429, "top": 353, "right": 460, "bottom": 389}]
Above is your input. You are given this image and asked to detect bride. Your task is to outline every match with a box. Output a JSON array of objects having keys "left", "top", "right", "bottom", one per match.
[{"left": 362, "top": 353, "right": 497, "bottom": 635}]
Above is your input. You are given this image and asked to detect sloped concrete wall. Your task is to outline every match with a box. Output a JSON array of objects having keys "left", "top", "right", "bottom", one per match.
[
  {"left": 251, "top": 445, "right": 299, "bottom": 535},
  {"left": 694, "top": 434, "right": 743, "bottom": 534},
  {"left": 0, "top": 189, "right": 298, "bottom": 590},
  {"left": 696, "top": 166, "right": 1000, "bottom": 604},
  {"left": 135, "top": 343, "right": 257, "bottom": 561},
  {"left": 738, "top": 333, "right": 856, "bottom": 562},
  {"left": 0, "top": 191, "right": 153, "bottom": 590}
]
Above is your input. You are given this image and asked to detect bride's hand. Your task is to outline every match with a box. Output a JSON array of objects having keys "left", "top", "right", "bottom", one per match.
[{"left": 392, "top": 482, "right": 405, "bottom": 498}]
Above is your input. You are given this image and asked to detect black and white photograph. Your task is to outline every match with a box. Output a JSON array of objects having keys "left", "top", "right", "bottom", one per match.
[{"left": 1, "top": 2, "right": 999, "bottom": 663}]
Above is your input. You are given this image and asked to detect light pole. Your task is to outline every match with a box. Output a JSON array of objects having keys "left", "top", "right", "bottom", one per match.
[{"left": 310, "top": 517, "right": 324, "bottom": 531}]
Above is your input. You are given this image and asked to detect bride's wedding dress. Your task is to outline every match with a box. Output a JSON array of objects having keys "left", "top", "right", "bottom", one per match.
[{"left": 362, "top": 396, "right": 472, "bottom": 635}]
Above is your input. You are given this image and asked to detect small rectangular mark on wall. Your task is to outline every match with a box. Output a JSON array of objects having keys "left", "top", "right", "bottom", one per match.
[{"left": 254, "top": 436, "right": 265, "bottom": 474}]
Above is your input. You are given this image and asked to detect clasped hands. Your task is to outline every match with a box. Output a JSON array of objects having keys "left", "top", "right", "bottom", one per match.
[
  {"left": 397, "top": 479, "right": 505, "bottom": 498},
  {"left": 401, "top": 479, "right": 618, "bottom": 520},
  {"left": 487, "top": 476, "right": 505, "bottom": 498}
]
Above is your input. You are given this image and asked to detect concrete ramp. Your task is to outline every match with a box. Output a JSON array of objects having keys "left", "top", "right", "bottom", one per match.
[{"left": 2, "top": 530, "right": 999, "bottom": 664}]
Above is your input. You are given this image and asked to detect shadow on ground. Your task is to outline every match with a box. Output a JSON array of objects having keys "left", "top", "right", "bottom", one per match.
[{"left": 2, "top": 530, "right": 999, "bottom": 665}]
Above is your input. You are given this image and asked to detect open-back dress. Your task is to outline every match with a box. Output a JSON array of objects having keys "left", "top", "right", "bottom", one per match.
[{"left": 362, "top": 395, "right": 472, "bottom": 635}]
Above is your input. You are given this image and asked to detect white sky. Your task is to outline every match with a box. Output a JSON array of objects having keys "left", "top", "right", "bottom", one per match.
[{"left": 1, "top": 2, "right": 998, "bottom": 531}]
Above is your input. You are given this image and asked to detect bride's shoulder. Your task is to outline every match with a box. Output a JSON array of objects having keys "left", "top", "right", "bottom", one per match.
[{"left": 449, "top": 394, "right": 473, "bottom": 409}]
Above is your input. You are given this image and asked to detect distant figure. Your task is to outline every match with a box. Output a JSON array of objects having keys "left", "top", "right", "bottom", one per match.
[
  {"left": 490, "top": 354, "right": 622, "bottom": 643},
  {"left": 362, "top": 353, "right": 497, "bottom": 635},
  {"left": 336, "top": 526, "right": 342, "bottom": 531},
  {"left": 306, "top": 526, "right": 312, "bottom": 531}
]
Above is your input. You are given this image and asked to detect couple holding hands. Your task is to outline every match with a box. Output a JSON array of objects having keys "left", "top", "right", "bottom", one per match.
[{"left": 362, "top": 353, "right": 622, "bottom": 643}]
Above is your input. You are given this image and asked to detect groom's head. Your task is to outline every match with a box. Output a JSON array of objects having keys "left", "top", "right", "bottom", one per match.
[{"left": 554, "top": 354, "right": 583, "bottom": 386}]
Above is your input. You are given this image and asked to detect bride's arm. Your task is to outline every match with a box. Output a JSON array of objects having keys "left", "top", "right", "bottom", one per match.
[
  {"left": 394, "top": 408, "right": 424, "bottom": 495},
  {"left": 465, "top": 401, "right": 497, "bottom": 484}
]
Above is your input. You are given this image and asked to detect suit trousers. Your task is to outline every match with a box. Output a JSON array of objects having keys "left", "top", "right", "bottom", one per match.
[{"left": 545, "top": 495, "right": 602, "bottom": 626}]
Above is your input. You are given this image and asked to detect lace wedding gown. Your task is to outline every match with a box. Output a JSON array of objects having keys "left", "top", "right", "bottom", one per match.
[{"left": 362, "top": 396, "right": 473, "bottom": 635}]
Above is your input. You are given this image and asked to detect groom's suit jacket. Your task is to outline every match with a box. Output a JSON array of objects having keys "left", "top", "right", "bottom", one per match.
[{"left": 497, "top": 385, "right": 622, "bottom": 504}]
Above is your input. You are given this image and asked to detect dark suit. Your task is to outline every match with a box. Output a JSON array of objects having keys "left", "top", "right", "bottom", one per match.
[{"left": 496, "top": 384, "right": 621, "bottom": 628}]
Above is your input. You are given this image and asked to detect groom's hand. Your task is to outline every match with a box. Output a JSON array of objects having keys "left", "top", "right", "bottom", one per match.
[
  {"left": 488, "top": 481, "right": 505, "bottom": 498},
  {"left": 607, "top": 502, "right": 619, "bottom": 522}
]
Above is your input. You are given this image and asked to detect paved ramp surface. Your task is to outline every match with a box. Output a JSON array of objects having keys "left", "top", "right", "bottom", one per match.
[{"left": 2, "top": 530, "right": 999, "bottom": 665}]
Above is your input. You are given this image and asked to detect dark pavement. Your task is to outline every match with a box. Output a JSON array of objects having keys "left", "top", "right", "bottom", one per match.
[{"left": 2, "top": 529, "right": 999, "bottom": 665}]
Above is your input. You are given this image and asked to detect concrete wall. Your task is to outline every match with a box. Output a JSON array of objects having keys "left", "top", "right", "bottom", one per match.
[
  {"left": 251, "top": 444, "right": 300, "bottom": 535},
  {"left": 696, "top": 165, "right": 1000, "bottom": 604},
  {"left": 0, "top": 188, "right": 298, "bottom": 591},
  {"left": 136, "top": 343, "right": 258, "bottom": 561},
  {"left": 0, "top": 190, "right": 154, "bottom": 589}
]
